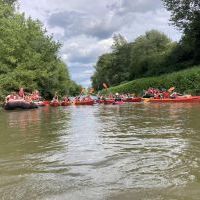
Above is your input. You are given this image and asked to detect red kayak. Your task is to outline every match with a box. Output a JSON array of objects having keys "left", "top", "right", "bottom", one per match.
[
  {"left": 103, "top": 99, "right": 115, "bottom": 104},
  {"left": 123, "top": 97, "right": 142, "bottom": 103},
  {"left": 43, "top": 100, "right": 50, "bottom": 105},
  {"left": 113, "top": 101, "right": 125, "bottom": 105},
  {"left": 74, "top": 100, "right": 94, "bottom": 105},
  {"left": 148, "top": 96, "right": 200, "bottom": 103},
  {"left": 96, "top": 99, "right": 115, "bottom": 104},
  {"left": 50, "top": 101, "right": 61, "bottom": 107},
  {"left": 96, "top": 99, "right": 104, "bottom": 104},
  {"left": 61, "top": 101, "right": 71, "bottom": 106}
]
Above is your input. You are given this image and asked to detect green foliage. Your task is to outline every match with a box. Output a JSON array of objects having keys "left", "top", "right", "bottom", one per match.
[
  {"left": 162, "top": 0, "right": 200, "bottom": 63},
  {"left": 3, "top": 0, "right": 17, "bottom": 5},
  {"left": 92, "top": 30, "right": 177, "bottom": 89},
  {"left": 111, "top": 34, "right": 128, "bottom": 52},
  {"left": 102, "top": 66, "right": 200, "bottom": 95},
  {"left": 162, "top": 0, "right": 200, "bottom": 30},
  {"left": 92, "top": 1, "right": 200, "bottom": 91},
  {"left": 129, "top": 30, "right": 172, "bottom": 79},
  {"left": 69, "top": 81, "right": 82, "bottom": 96},
  {"left": 0, "top": 0, "right": 78, "bottom": 101}
]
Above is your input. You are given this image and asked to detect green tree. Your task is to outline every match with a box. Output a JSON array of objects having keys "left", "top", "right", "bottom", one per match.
[
  {"left": 111, "top": 34, "right": 128, "bottom": 51},
  {"left": 91, "top": 30, "right": 175, "bottom": 90},
  {"left": 3, "top": 0, "right": 17, "bottom": 4},
  {"left": 91, "top": 53, "right": 114, "bottom": 90},
  {"left": 0, "top": 0, "right": 78, "bottom": 100},
  {"left": 129, "top": 30, "right": 172, "bottom": 79},
  {"left": 162, "top": 0, "right": 200, "bottom": 62},
  {"left": 162, "top": 0, "right": 200, "bottom": 30}
]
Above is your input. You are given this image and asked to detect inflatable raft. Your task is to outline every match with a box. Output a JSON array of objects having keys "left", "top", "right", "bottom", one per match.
[{"left": 4, "top": 101, "right": 38, "bottom": 110}]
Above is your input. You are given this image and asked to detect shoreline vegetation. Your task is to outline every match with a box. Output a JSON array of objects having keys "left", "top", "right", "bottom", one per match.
[
  {"left": 92, "top": 1, "right": 200, "bottom": 95},
  {"left": 101, "top": 66, "right": 200, "bottom": 96},
  {"left": 0, "top": 0, "right": 81, "bottom": 104}
]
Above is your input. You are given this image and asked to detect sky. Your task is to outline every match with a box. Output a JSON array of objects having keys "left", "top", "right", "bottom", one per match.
[{"left": 18, "top": 0, "right": 182, "bottom": 87}]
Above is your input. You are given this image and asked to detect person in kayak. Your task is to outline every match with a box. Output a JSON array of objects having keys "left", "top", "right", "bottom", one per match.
[
  {"left": 52, "top": 92, "right": 59, "bottom": 102},
  {"left": 19, "top": 87, "right": 25, "bottom": 99},
  {"left": 170, "top": 91, "right": 183, "bottom": 99},
  {"left": 115, "top": 93, "right": 122, "bottom": 102},
  {"left": 5, "top": 94, "right": 13, "bottom": 103},
  {"left": 31, "top": 90, "right": 41, "bottom": 101},
  {"left": 163, "top": 91, "right": 170, "bottom": 98},
  {"left": 63, "top": 96, "right": 70, "bottom": 102},
  {"left": 85, "top": 95, "right": 92, "bottom": 101}
]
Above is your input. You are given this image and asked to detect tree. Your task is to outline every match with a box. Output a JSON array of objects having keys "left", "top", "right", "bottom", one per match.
[
  {"left": 129, "top": 30, "right": 172, "bottom": 79},
  {"left": 91, "top": 53, "right": 114, "bottom": 90},
  {"left": 162, "top": 0, "right": 200, "bottom": 30},
  {"left": 111, "top": 33, "right": 128, "bottom": 52},
  {"left": 0, "top": 1, "right": 78, "bottom": 100},
  {"left": 3, "top": 0, "right": 17, "bottom": 5},
  {"left": 91, "top": 30, "right": 176, "bottom": 90},
  {"left": 162, "top": 0, "right": 200, "bottom": 62}
]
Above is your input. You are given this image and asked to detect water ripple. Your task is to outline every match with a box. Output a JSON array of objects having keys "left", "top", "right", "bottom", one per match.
[{"left": 0, "top": 104, "right": 200, "bottom": 199}]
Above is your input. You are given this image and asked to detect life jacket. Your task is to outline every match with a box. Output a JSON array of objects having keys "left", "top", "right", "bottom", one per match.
[{"left": 163, "top": 92, "right": 170, "bottom": 99}]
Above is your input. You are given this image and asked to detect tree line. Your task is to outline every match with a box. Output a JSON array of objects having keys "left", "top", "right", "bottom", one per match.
[
  {"left": 0, "top": 0, "right": 81, "bottom": 101},
  {"left": 91, "top": 0, "right": 200, "bottom": 90}
]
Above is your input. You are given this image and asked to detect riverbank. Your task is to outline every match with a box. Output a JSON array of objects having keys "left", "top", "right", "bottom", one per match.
[{"left": 102, "top": 65, "right": 200, "bottom": 95}]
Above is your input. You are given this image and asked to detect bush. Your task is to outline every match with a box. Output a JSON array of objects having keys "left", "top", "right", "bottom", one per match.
[{"left": 102, "top": 65, "right": 200, "bottom": 95}]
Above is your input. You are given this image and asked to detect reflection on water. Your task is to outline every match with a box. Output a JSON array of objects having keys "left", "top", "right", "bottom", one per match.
[{"left": 0, "top": 103, "right": 200, "bottom": 199}]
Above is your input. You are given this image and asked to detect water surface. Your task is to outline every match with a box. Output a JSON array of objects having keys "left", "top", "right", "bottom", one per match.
[{"left": 0, "top": 103, "right": 200, "bottom": 199}]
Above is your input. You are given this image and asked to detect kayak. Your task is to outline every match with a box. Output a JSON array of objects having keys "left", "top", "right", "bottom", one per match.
[
  {"left": 50, "top": 101, "right": 61, "bottom": 107},
  {"left": 43, "top": 100, "right": 50, "bottom": 105},
  {"left": 103, "top": 99, "right": 115, "bottom": 104},
  {"left": 147, "top": 97, "right": 200, "bottom": 103},
  {"left": 74, "top": 100, "right": 94, "bottom": 105},
  {"left": 113, "top": 101, "right": 125, "bottom": 105},
  {"left": 96, "top": 99, "right": 115, "bottom": 104},
  {"left": 96, "top": 99, "right": 104, "bottom": 104},
  {"left": 123, "top": 97, "right": 142, "bottom": 103},
  {"left": 61, "top": 101, "right": 71, "bottom": 106}
]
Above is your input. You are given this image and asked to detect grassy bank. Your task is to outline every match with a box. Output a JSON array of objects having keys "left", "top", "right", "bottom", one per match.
[{"left": 102, "top": 66, "right": 200, "bottom": 96}]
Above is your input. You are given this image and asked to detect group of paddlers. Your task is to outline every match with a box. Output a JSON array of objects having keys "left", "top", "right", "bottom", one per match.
[
  {"left": 4, "top": 86, "right": 200, "bottom": 110},
  {"left": 4, "top": 88, "right": 94, "bottom": 106},
  {"left": 97, "top": 93, "right": 134, "bottom": 101},
  {"left": 51, "top": 92, "right": 93, "bottom": 103},
  {"left": 5, "top": 88, "right": 41, "bottom": 103},
  {"left": 4, "top": 86, "right": 180, "bottom": 105},
  {"left": 143, "top": 87, "right": 182, "bottom": 99},
  {"left": 4, "top": 88, "right": 42, "bottom": 110}
]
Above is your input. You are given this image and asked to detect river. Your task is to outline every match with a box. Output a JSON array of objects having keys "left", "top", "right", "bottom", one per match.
[{"left": 0, "top": 103, "right": 200, "bottom": 200}]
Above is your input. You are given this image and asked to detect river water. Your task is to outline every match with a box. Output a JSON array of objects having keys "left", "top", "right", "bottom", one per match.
[{"left": 0, "top": 103, "right": 200, "bottom": 200}]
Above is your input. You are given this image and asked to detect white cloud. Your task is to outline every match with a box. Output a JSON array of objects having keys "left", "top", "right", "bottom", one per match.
[
  {"left": 18, "top": 0, "right": 182, "bottom": 86},
  {"left": 60, "top": 35, "right": 112, "bottom": 65}
]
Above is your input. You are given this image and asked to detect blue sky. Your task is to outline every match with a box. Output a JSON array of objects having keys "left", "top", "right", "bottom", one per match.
[{"left": 19, "top": 0, "right": 181, "bottom": 87}]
